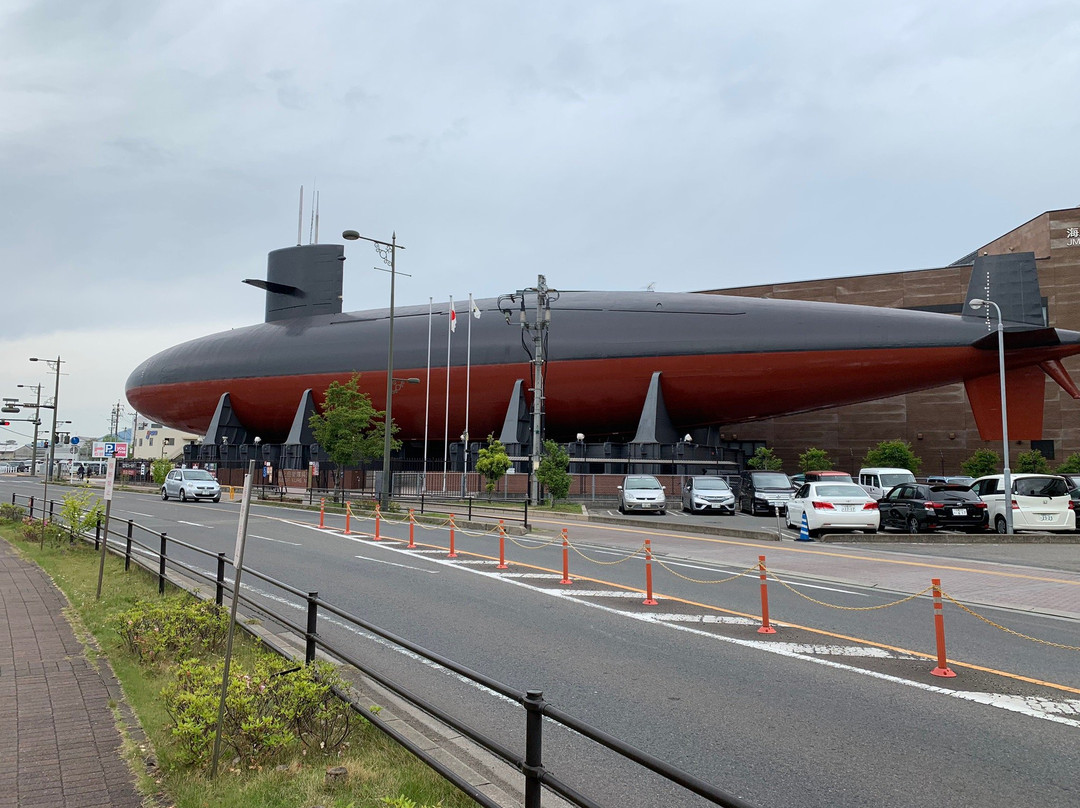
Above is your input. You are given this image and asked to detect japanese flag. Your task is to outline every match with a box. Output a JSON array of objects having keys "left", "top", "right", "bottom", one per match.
[{"left": 450, "top": 305, "right": 457, "bottom": 332}]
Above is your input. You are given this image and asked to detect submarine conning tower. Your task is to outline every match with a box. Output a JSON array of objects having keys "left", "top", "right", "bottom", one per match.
[{"left": 242, "top": 243, "right": 345, "bottom": 323}]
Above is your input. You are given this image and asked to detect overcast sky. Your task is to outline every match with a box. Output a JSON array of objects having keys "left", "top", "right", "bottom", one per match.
[{"left": 2, "top": 0, "right": 1078, "bottom": 443}]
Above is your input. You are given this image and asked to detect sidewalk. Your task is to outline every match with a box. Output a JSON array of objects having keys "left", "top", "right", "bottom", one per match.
[{"left": 0, "top": 541, "right": 145, "bottom": 808}]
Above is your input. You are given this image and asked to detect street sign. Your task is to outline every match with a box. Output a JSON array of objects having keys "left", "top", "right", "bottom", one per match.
[
  {"left": 70, "top": 436, "right": 80, "bottom": 445},
  {"left": 93, "top": 441, "right": 129, "bottom": 458}
]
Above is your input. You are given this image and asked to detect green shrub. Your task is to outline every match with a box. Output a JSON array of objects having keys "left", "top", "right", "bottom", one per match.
[
  {"left": 117, "top": 599, "right": 229, "bottom": 665},
  {"left": 1056, "top": 452, "right": 1080, "bottom": 474},
  {"left": 162, "top": 657, "right": 350, "bottom": 768},
  {"left": 863, "top": 439, "right": 921, "bottom": 473},
  {"left": 747, "top": 447, "right": 783, "bottom": 470},
  {"left": 1014, "top": 449, "right": 1050, "bottom": 474},
  {"left": 798, "top": 448, "right": 833, "bottom": 472},
  {"left": 59, "top": 489, "right": 105, "bottom": 538},
  {"left": 0, "top": 503, "right": 25, "bottom": 523},
  {"left": 961, "top": 448, "right": 1000, "bottom": 478}
]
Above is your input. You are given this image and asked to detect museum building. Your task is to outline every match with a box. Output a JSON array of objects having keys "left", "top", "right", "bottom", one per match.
[{"left": 704, "top": 206, "right": 1080, "bottom": 477}]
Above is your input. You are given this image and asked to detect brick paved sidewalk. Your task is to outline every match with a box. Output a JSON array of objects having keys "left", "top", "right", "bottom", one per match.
[{"left": 0, "top": 541, "right": 144, "bottom": 808}]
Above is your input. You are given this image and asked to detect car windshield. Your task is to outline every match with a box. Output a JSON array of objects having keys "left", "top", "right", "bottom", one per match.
[
  {"left": 815, "top": 484, "right": 869, "bottom": 499},
  {"left": 1014, "top": 477, "right": 1068, "bottom": 497},
  {"left": 625, "top": 476, "right": 661, "bottom": 490},
  {"left": 752, "top": 473, "right": 791, "bottom": 488},
  {"left": 185, "top": 470, "right": 216, "bottom": 481},
  {"left": 694, "top": 478, "right": 730, "bottom": 490},
  {"left": 946, "top": 476, "right": 974, "bottom": 486},
  {"left": 880, "top": 473, "right": 915, "bottom": 487}
]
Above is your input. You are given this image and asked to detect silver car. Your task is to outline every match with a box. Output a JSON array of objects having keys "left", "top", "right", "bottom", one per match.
[
  {"left": 617, "top": 475, "right": 666, "bottom": 514},
  {"left": 682, "top": 476, "right": 736, "bottom": 514},
  {"left": 162, "top": 468, "right": 221, "bottom": 502}
]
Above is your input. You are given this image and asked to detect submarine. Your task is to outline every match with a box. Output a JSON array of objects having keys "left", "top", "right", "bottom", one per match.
[{"left": 125, "top": 243, "right": 1080, "bottom": 447}]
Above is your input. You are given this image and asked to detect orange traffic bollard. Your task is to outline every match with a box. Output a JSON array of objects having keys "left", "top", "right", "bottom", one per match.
[
  {"left": 560, "top": 528, "right": 572, "bottom": 585},
  {"left": 344, "top": 502, "right": 352, "bottom": 536},
  {"left": 930, "top": 578, "right": 957, "bottom": 678},
  {"left": 448, "top": 514, "right": 458, "bottom": 558},
  {"left": 497, "top": 519, "right": 509, "bottom": 569},
  {"left": 408, "top": 509, "right": 416, "bottom": 549},
  {"left": 374, "top": 504, "right": 381, "bottom": 541},
  {"left": 642, "top": 539, "right": 658, "bottom": 605},
  {"left": 318, "top": 497, "right": 326, "bottom": 529},
  {"left": 757, "top": 555, "right": 776, "bottom": 634}
]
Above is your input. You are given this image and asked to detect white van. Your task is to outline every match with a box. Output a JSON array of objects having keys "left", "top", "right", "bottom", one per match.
[{"left": 859, "top": 467, "right": 917, "bottom": 500}]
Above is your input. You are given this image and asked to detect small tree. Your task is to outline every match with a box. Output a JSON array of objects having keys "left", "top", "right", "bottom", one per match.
[
  {"left": 151, "top": 458, "right": 174, "bottom": 487},
  {"left": 862, "top": 440, "right": 921, "bottom": 474},
  {"left": 961, "top": 448, "right": 1000, "bottom": 478},
  {"left": 536, "top": 440, "right": 571, "bottom": 504},
  {"left": 59, "top": 489, "right": 105, "bottom": 539},
  {"left": 475, "top": 434, "right": 512, "bottom": 495},
  {"left": 308, "top": 374, "right": 396, "bottom": 496},
  {"left": 1056, "top": 453, "right": 1080, "bottom": 474},
  {"left": 1014, "top": 449, "right": 1050, "bottom": 474},
  {"left": 798, "top": 448, "right": 834, "bottom": 473},
  {"left": 746, "top": 447, "right": 783, "bottom": 471}
]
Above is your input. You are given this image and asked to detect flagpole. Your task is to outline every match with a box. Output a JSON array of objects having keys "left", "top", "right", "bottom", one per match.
[
  {"left": 465, "top": 293, "right": 473, "bottom": 446},
  {"left": 443, "top": 296, "right": 454, "bottom": 490},
  {"left": 422, "top": 297, "right": 432, "bottom": 492}
]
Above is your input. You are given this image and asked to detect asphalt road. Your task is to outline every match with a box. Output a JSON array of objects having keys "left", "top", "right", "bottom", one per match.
[{"left": 6, "top": 478, "right": 1080, "bottom": 808}]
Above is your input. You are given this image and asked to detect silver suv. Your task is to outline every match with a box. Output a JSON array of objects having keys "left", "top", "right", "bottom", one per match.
[
  {"left": 162, "top": 468, "right": 222, "bottom": 503},
  {"left": 617, "top": 475, "right": 666, "bottom": 515}
]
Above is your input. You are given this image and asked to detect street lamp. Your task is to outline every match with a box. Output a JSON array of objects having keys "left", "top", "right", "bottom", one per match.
[
  {"left": 29, "top": 356, "right": 63, "bottom": 514},
  {"left": 342, "top": 229, "right": 407, "bottom": 508},
  {"left": 967, "top": 298, "right": 1011, "bottom": 533}
]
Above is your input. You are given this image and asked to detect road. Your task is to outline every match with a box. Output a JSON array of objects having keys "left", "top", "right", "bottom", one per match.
[{"left": 5, "top": 476, "right": 1079, "bottom": 808}]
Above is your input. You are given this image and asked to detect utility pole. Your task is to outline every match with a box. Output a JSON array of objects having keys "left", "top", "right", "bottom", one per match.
[
  {"left": 500, "top": 276, "right": 559, "bottom": 505},
  {"left": 17, "top": 384, "right": 43, "bottom": 476}
]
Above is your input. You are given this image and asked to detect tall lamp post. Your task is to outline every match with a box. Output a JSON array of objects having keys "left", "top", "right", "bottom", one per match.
[
  {"left": 967, "top": 298, "right": 1011, "bottom": 534},
  {"left": 342, "top": 229, "right": 406, "bottom": 508}
]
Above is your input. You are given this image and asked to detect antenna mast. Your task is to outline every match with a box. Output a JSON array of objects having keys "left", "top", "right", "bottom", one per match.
[{"left": 296, "top": 185, "right": 304, "bottom": 246}]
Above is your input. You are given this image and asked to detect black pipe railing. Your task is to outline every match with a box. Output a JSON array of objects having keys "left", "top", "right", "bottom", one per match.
[{"left": 9, "top": 492, "right": 757, "bottom": 808}]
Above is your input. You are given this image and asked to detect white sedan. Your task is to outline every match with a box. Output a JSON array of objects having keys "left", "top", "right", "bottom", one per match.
[{"left": 786, "top": 482, "right": 879, "bottom": 537}]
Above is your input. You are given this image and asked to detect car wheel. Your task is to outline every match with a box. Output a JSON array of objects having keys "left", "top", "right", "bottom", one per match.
[
  {"left": 658, "top": 509, "right": 666, "bottom": 516},
  {"left": 808, "top": 528, "right": 821, "bottom": 538},
  {"left": 212, "top": 495, "right": 221, "bottom": 503},
  {"left": 907, "top": 516, "right": 920, "bottom": 534},
  {"left": 161, "top": 487, "right": 168, "bottom": 501},
  {"left": 995, "top": 515, "right": 1008, "bottom": 534},
  {"left": 618, "top": 503, "right": 625, "bottom": 514},
  {"left": 180, "top": 489, "right": 188, "bottom": 502}
]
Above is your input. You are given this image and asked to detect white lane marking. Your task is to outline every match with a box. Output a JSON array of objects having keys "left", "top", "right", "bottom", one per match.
[
  {"left": 562, "top": 591, "right": 656, "bottom": 598},
  {"left": 635, "top": 613, "right": 758, "bottom": 626},
  {"left": 450, "top": 560, "right": 502, "bottom": 566},
  {"left": 501, "top": 573, "right": 565, "bottom": 579},
  {"left": 354, "top": 554, "right": 438, "bottom": 574},
  {"left": 362, "top": 543, "right": 1080, "bottom": 728},
  {"left": 178, "top": 520, "right": 209, "bottom": 528},
  {"left": 251, "top": 534, "right": 302, "bottom": 546},
  {"left": 125, "top": 511, "right": 158, "bottom": 518}
]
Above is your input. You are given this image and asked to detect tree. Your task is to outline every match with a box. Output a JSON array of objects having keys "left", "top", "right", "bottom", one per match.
[
  {"left": 1014, "top": 449, "right": 1050, "bottom": 474},
  {"left": 961, "top": 449, "right": 1000, "bottom": 478},
  {"left": 308, "top": 374, "right": 396, "bottom": 497},
  {"left": 798, "top": 448, "right": 833, "bottom": 472},
  {"left": 536, "top": 440, "right": 571, "bottom": 504},
  {"left": 746, "top": 447, "right": 783, "bottom": 471},
  {"left": 1056, "top": 453, "right": 1080, "bottom": 474},
  {"left": 862, "top": 440, "right": 921, "bottom": 473},
  {"left": 151, "top": 458, "right": 173, "bottom": 487},
  {"left": 475, "top": 434, "right": 512, "bottom": 495}
]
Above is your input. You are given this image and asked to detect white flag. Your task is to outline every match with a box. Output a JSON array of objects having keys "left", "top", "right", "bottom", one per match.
[{"left": 472, "top": 299, "right": 482, "bottom": 319}]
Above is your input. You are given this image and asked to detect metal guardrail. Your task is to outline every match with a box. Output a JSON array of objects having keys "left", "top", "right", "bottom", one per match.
[{"left": 11, "top": 491, "right": 757, "bottom": 808}]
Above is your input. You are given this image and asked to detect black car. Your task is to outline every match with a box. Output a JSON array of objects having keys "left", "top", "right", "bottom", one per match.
[{"left": 878, "top": 484, "right": 988, "bottom": 533}]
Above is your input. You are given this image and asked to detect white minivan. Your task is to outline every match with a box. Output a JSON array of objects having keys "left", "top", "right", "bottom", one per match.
[
  {"left": 858, "top": 467, "right": 917, "bottom": 500},
  {"left": 970, "top": 474, "right": 1075, "bottom": 533}
]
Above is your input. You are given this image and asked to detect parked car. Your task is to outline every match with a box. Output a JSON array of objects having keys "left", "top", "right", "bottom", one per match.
[
  {"left": 739, "top": 470, "right": 795, "bottom": 515},
  {"left": 791, "top": 471, "right": 852, "bottom": 486},
  {"left": 926, "top": 475, "right": 975, "bottom": 487},
  {"left": 681, "top": 476, "right": 736, "bottom": 514},
  {"left": 878, "top": 483, "right": 987, "bottom": 533},
  {"left": 786, "top": 482, "right": 880, "bottom": 537},
  {"left": 858, "top": 467, "right": 917, "bottom": 499},
  {"left": 969, "top": 474, "right": 1075, "bottom": 533},
  {"left": 161, "top": 468, "right": 222, "bottom": 502},
  {"left": 617, "top": 475, "right": 666, "bottom": 514}
]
